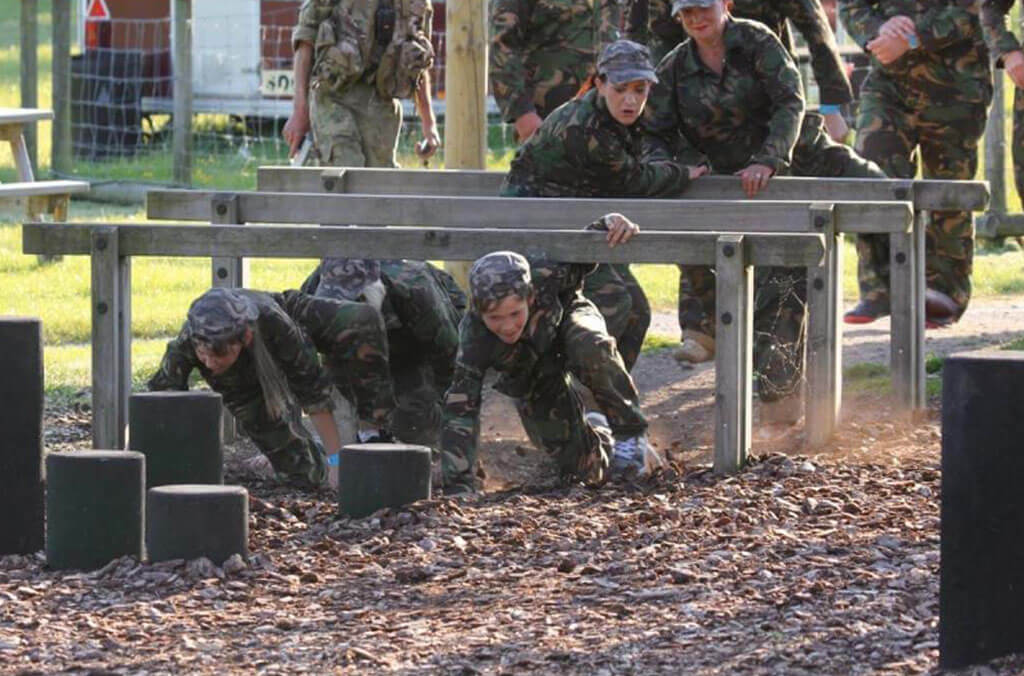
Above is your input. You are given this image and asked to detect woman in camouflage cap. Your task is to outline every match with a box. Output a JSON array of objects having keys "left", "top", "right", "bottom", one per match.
[
  {"left": 148, "top": 287, "right": 397, "bottom": 490},
  {"left": 501, "top": 39, "right": 708, "bottom": 375},
  {"left": 437, "top": 215, "right": 665, "bottom": 495}
]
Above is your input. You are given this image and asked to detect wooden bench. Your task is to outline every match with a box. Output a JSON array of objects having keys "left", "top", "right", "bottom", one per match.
[
  {"left": 23, "top": 220, "right": 826, "bottom": 476},
  {"left": 146, "top": 188, "right": 913, "bottom": 450},
  {"left": 255, "top": 166, "right": 990, "bottom": 413}
]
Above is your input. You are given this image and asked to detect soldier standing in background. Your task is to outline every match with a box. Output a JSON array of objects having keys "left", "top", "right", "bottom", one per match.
[
  {"left": 840, "top": 0, "right": 991, "bottom": 327},
  {"left": 490, "top": 0, "right": 623, "bottom": 143},
  {"left": 982, "top": 1, "right": 1024, "bottom": 216},
  {"left": 283, "top": 0, "right": 441, "bottom": 167}
]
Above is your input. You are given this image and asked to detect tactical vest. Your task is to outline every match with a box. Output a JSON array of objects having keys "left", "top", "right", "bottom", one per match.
[{"left": 312, "top": 0, "right": 434, "bottom": 99}]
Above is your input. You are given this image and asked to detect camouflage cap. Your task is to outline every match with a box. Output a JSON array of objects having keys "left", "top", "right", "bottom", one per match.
[
  {"left": 315, "top": 257, "right": 382, "bottom": 301},
  {"left": 671, "top": 0, "right": 717, "bottom": 16},
  {"left": 597, "top": 40, "right": 658, "bottom": 85},
  {"left": 186, "top": 287, "right": 258, "bottom": 344},
  {"left": 469, "top": 251, "right": 532, "bottom": 312}
]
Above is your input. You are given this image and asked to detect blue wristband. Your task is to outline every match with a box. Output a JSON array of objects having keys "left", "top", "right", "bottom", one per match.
[
  {"left": 327, "top": 453, "right": 340, "bottom": 467},
  {"left": 907, "top": 34, "right": 920, "bottom": 49},
  {"left": 818, "top": 104, "right": 841, "bottom": 115}
]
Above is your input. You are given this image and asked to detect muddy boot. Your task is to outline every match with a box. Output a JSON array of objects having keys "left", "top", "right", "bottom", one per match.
[{"left": 674, "top": 329, "right": 715, "bottom": 364}]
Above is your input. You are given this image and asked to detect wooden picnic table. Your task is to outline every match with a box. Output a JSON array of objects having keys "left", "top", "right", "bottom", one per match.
[{"left": 0, "top": 107, "right": 52, "bottom": 182}]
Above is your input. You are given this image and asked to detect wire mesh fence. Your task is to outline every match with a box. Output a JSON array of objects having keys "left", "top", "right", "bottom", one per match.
[{"left": 58, "top": 2, "right": 516, "bottom": 190}]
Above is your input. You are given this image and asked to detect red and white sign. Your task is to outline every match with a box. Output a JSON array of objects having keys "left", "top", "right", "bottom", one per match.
[{"left": 85, "top": 0, "right": 110, "bottom": 21}]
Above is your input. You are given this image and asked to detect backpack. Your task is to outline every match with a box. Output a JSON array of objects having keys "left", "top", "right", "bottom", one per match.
[{"left": 375, "top": 0, "right": 435, "bottom": 99}]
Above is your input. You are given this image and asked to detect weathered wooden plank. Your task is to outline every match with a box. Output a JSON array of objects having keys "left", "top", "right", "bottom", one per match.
[
  {"left": 172, "top": 0, "right": 192, "bottom": 186},
  {"left": 91, "top": 227, "right": 121, "bottom": 449},
  {"left": 146, "top": 190, "right": 912, "bottom": 234},
  {"left": 210, "top": 194, "right": 244, "bottom": 442},
  {"left": 118, "top": 255, "right": 131, "bottom": 448},
  {"left": 23, "top": 223, "right": 827, "bottom": 267},
  {"left": 913, "top": 211, "right": 928, "bottom": 411},
  {"left": 976, "top": 212, "right": 1024, "bottom": 237},
  {"left": 713, "top": 235, "right": 752, "bottom": 475},
  {"left": 0, "top": 180, "right": 89, "bottom": 198},
  {"left": 253, "top": 167, "right": 988, "bottom": 211},
  {"left": 889, "top": 229, "right": 916, "bottom": 411},
  {"left": 805, "top": 204, "right": 841, "bottom": 447}
]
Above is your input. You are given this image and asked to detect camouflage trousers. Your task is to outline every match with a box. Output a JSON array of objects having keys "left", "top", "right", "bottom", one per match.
[
  {"left": 512, "top": 296, "right": 648, "bottom": 481},
  {"left": 388, "top": 342, "right": 447, "bottom": 446},
  {"left": 853, "top": 70, "right": 991, "bottom": 318},
  {"left": 277, "top": 291, "right": 397, "bottom": 431},
  {"left": 677, "top": 114, "right": 884, "bottom": 400},
  {"left": 1014, "top": 85, "right": 1024, "bottom": 213},
  {"left": 310, "top": 81, "right": 401, "bottom": 168},
  {"left": 583, "top": 263, "right": 650, "bottom": 372}
]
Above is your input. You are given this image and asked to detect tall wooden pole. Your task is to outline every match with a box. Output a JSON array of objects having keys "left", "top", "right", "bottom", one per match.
[
  {"left": 20, "top": 0, "right": 39, "bottom": 175},
  {"left": 173, "top": 0, "right": 193, "bottom": 187},
  {"left": 51, "top": 0, "right": 72, "bottom": 176},
  {"left": 984, "top": 68, "right": 1007, "bottom": 217},
  {"left": 443, "top": 0, "right": 487, "bottom": 286}
]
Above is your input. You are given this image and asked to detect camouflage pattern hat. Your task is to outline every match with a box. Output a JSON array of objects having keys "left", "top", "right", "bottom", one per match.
[
  {"left": 597, "top": 40, "right": 658, "bottom": 85},
  {"left": 187, "top": 287, "right": 258, "bottom": 344},
  {"left": 315, "top": 257, "right": 382, "bottom": 301},
  {"left": 469, "top": 251, "right": 532, "bottom": 312},
  {"left": 671, "top": 0, "right": 717, "bottom": 16}
]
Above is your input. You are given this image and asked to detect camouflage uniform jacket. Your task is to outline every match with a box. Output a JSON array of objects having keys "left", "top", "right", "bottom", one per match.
[
  {"left": 627, "top": 0, "right": 853, "bottom": 105},
  {"left": 148, "top": 290, "right": 334, "bottom": 414},
  {"left": 439, "top": 257, "right": 598, "bottom": 471},
  {"left": 642, "top": 18, "right": 805, "bottom": 174},
  {"left": 502, "top": 88, "right": 691, "bottom": 197},
  {"left": 301, "top": 259, "right": 465, "bottom": 385},
  {"left": 981, "top": 0, "right": 1022, "bottom": 64},
  {"left": 840, "top": 0, "right": 990, "bottom": 101},
  {"left": 490, "top": 0, "right": 623, "bottom": 122}
]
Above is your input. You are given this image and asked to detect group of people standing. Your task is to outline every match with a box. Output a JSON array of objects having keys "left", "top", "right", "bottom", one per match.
[{"left": 149, "top": 0, "right": 1009, "bottom": 496}]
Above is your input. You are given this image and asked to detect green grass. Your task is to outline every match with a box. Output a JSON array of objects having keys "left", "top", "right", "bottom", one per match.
[{"left": 844, "top": 361, "right": 942, "bottom": 399}]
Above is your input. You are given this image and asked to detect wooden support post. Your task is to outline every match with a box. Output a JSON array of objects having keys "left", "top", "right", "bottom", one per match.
[
  {"left": 118, "top": 254, "right": 132, "bottom": 442},
  {"left": 211, "top": 194, "right": 246, "bottom": 441},
  {"left": 889, "top": 180, "right": 919, "bottom": 411},
  {"left": 984, "top": 68, "right": 1007, "bottom": 217},
  {"left": 91, "top": 227, "right": 122, "bottom": 449},
  {"left": 172, "top": 0, "right": 193, "bottom": 187},
  {"left": 805, "top": 203, "right": 841, "bottom": 447},
  {"left": 51, "top": 0, "right": 72, "bottom": 176},
  {"left": 442, "top": 0, "right": 487, "bottom": 287},
  {"left": 713, "top": 235, "right": 751, "bottom": 474},
  {"left": 20, "top": 0, "right": 38, "bottom": 175},
  {"left": 913, "top": 209, "right": 927, "bottom": 411}
]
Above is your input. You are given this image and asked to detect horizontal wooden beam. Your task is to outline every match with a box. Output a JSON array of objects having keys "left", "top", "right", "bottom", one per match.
[
  {"left": 146, "top": 190, "right": 912, "bottom": 234},
  {"left": 0, "top": 179, "right": 89, "bottom": 198},
  {"left": 23, "top": 223, "right": 826, "bottom": 267},
  {"left": 976, "top": 211, "right": 1024, "bottom": 237},
  {"left": 254, "top": 166, "right": 987, "bottom": 211}
]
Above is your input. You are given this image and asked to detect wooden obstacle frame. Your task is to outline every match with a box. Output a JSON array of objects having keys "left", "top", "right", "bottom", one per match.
[{"left": 24, "top": 215, "right": 829, "bottom": 476}]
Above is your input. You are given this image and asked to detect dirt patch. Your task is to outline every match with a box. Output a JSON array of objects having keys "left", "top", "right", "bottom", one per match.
[{"left": 4, "top": 300, "right": 1023, "bottom": 673}]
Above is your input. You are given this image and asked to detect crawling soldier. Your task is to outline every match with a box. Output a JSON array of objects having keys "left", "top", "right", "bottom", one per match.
[
  {"left": 301, "top": 258, "right": 466, "bottom": 446},
  {"left": 148, "top": 287, "right": 397, "bottom": 489},
  {"left": 438, "top": 214, "right": 665, "bottom": 495}
]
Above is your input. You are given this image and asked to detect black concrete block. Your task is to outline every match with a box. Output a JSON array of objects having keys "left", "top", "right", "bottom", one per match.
[
  {"left": 940, "top": 350, "right": 1024, "bottom": 669},
  {"left": 129, "top": 391, "right": 223, "bottom": 488},
  {"left": 338, "top": 443, "right": 431, "bottom": 518},
  {"left": 0, "top": 318, "right": 45, "bottom": 554},
  {"left": 46, "top": 450, "right": 145, "bottom": 570},
  {"left": 146, "top": 484, "right": 248, "bottom": 564}
]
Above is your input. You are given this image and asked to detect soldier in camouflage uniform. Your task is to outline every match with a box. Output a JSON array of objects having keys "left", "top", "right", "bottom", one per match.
[
  {"left": 439, "top": 215, "right": 664, "bottom": 495},
  {"left": 490, "top": 0, "right": 623, "bottom": 142},
  {"left": 629, "top": 0, "right": 877, "bottom": 362},
  {"left": 840, "top": 0, "right": 992, "bottom": 326},
  {"left": 283, "top": 0, "right": 440, "bottom": 167},
  {"left": 301, "top": 257, "right": 466, "bottom": 445},
  {"left": 982, "top": 2, "right": 1024, "bottom": 226},
  {"left": 148, "top": 287, "right": 396, "bottom": 489},
  {"left": 644, "top": 0, "right": 882, "bottom": 406},
  {"left": 501, "top": 40, "right": 701, "bottom": 371}
]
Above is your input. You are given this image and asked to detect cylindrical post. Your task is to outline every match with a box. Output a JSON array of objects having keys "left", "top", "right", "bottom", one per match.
[
  {"left": 984, "top": 68, "right": 1007, "bottom": 216},
  {"left": 442, "top": 0, "right": 487, "bottom": 287},
  {"left": 20, "top": 0, "right": 39, "bottom": 175},
  {"left": 940, "top": 350, "right": 1024, "bottom": 668},
  {"left": 46, "top": 450, "right": 145, "bottom": 570},
  {"left": 0, "top": 318, "right": 44, "bottom": 555},
  {"left": 128, "top": 391, "right": 224, "bottom": 488},
  {"left": 147, "top": 485, "right": 248, "bottom": 565},
  {"left": 51, "top": 0, "right": 72, "bottom": 175},
  {"left": 172, "top": 0, "right": 193, "bottom": 187},
  {"left": 338, "top": 443, "right": 432, "bottom": 518}
]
